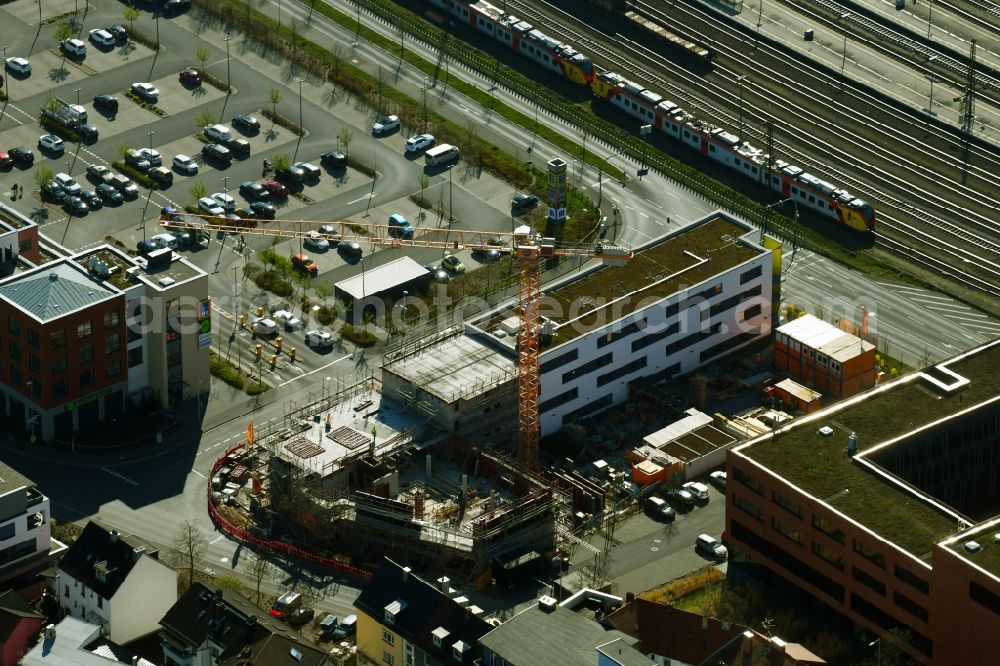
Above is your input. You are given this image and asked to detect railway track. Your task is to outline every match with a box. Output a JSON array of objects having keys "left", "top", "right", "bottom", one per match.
[
  {"left": 934, "top": 0, "right": 1000, "bottom": 39},
  {"left": 506, "top": 0, "right": 1000, "bottom": 292}
]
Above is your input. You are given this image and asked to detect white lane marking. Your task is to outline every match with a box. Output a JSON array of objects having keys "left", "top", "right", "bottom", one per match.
[
  {"left": 102, "top": 467, "right": 138, "bottom": 486},
  {"left": 347, "top": 193, "right": 375, "bottom": 204},
  {"left": 278, "top": 354, "right": 352, "bottom": 386}
]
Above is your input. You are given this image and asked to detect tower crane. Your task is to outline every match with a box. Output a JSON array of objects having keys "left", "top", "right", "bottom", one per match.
[{"left": 159, "top": 212, "right": 633, "bottom": 470}]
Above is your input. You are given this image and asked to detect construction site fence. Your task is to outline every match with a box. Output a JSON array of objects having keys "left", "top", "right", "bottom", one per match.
[{"left": 207, "top": 441, "right": 374, "bottom": 582}]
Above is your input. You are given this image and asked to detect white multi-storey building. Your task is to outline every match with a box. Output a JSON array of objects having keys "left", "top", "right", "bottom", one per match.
[
  {"left": 0, "top": 461, "right": 61, "bottom": 586},
  {"left": 53, "top": 521, "right": 177, "bottom": 643}
]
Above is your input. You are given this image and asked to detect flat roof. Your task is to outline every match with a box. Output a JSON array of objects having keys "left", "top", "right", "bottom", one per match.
[
  {"left": 74, "top": 246, "right": 203, "bottom": 290},
  {"left": 739, "top": 339, "right": 1000, "bottom": 561},
  {"left": 0, "top": 260, "right": 119, "bottom": 322},
  {"left": 335, "top": 256, "right": 427, "bottom": 300},
  {"left": 480, "top": 215, "right": 765, "bottom": 349},
  {"left": 776, "top": 314, "right": 875, "bottom": 362},
  {"left": 384, "top": 334, "right": 516, "bottom": 404},
  {"left": 941, "top": 517, "right": 1000, "bottom": 581},
  {"left": 0, "top": 460, "right": 33, "bottom": 497}
]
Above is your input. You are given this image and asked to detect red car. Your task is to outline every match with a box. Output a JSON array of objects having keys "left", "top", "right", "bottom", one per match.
[
  {"left": 0, "top": 152, "right": 11, "bottom": 169},
  {"left": 291, "top": 253, "right": 318, "bottom": 275},
  {"left": 261, "top": 179, "right": 287, "bottom": 198},
  {"left": 179, "top": 67, "right": 202, "bottom": 85}
]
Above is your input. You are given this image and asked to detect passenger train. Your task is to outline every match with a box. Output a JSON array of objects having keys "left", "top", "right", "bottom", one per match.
[{"left": 425, "top": 0, "right": 876, "bottom": 232}]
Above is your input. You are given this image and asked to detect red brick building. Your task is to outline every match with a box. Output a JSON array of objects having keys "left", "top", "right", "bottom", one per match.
[
  {"left": 726, "top": 338, "right": 1000, "bottom": 664},
  {"left": 773, "top": 314, "right": 875, "bottom": 400}
]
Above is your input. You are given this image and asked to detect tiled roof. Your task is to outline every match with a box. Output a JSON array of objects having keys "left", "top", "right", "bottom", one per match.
[
  {"left": 56, "top": 522, "right": 144, "bottom": 600},
  {"left": 160, "top": 583, "right": 326, "bottom": 666},
  {"left": 354, "top": 559, "right": 491, "bottom": 665},
  {"left": 0, "top": 589, "right": 43, "bottom": 641},
  {"left": 0, "top": 261, "right": 117, "bottom": 322}
]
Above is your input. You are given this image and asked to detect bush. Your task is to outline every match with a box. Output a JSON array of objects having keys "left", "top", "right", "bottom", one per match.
[
  {"left": 261, "top": 108, "right": 305, "bottom": 136},
  {"left": 347, "top": 156, "right": 376, "bottom": 179},
  {"left": 111, "top": 161, "right": 158, "bottom": 190},
  {"left": 123, "top": 91, "right": 167, "bottom": 117},
  {"left": 341, "top": 324, "right": 376, "bottom": 347},
  {"left": 39, "top": 116, "right": 80, "bottom": 143},
  {"left": 210, "top": 354, "right": 243, "bottom": 390},
  {"left": 317, "top": 305, "right": 336, "bottom": 325},
  {"left": 251, "top": 270, "right": 293, "bottom": 297}
]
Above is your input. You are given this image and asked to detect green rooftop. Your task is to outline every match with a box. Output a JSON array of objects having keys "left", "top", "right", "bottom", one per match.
[
  {"left": 946, "top": 521, "right": 1000, "bottom": 576},
  {"left": 743, "top": 340, "right": 1000, "bottom": 561},
  {"left": 542, "top": 215, "right": 763, "bottom": 347}
]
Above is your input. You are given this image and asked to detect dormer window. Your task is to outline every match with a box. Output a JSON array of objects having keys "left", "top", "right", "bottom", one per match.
[
  {"left": 452, "top": 640, "right": 469, "bottom": 662},
  {"left": 383, "top": 599, "right": 406, "bottom": 625},
  {"left": 431, "top": 626, "right": 449, "bottom": 648}
]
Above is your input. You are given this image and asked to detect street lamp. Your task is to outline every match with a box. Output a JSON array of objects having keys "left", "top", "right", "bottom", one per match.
[
  {"left": 297, "top": 78, "right": 304, "bottom": 132},
  {"left": 869, "top": 639, "right": 881, "bottom": 666},
  {"left": 598, "top": 152, "right": 616, "bottom": 207},
  {"left": 737, "top": 75, "right": 746, "bottom": 140},
  {"left": 147, "top": 130, "right": 155, "bottom": 152},
  {"left": 639, "top": 123, "right": 652, "bottom": 177},
  {"left": 839, "top": 13, "right": 850, "bottom": 87},
  {"left": 225, "top": 36, "right": 231, "bottom": 92},
  {"left": 74, "top": 88, "right": 81, "bottom": 107},
  {"left": 926, "top": 0, "right": 933, "bottom": 39},
  {"left": 223, "top": 176, "right": 229, "bottom": 209}
]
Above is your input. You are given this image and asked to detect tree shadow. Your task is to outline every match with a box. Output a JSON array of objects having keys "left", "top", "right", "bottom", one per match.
[
  {"left": 49, "top": 67, "right": 71, "bottom": 83},
  {"left": 118, "top": 42, "right": 137, "bottom": 58},
  {"left": 323, "top": 86, "right": 340, "bottom": 108},
  {"left": 29, "top": 207, "right": 50, "bottom": 225},
  {"left": 265, "top": 128, "right": 279, "bottom": 142},
  {"left": 190, "top": 86, "right": 208, "bottom": 99}
]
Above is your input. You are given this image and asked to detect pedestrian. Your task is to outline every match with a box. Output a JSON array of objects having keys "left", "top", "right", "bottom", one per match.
[
  {"left": 10, "top": 184, "right": 16, "bottom": 199},
  {"left": 17, "top": 184, "right": 22, "bottom": 200}
]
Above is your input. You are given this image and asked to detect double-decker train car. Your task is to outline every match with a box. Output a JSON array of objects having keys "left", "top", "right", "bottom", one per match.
[
  {"left": 428, "top": 0, "right": 595, "bottom": 84},
  {"left": 592, "top": 71, "right": 875, "bottom": 232}
]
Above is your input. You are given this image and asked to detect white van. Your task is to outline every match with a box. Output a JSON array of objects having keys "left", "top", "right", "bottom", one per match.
[
  {"left": 424, "top": 143, "right": 459, "bottom": 167},
  {"left": 646, "top": 496, "right": 675, "bottom": 521},
  {"left": 696, "top": 534, "right": 728, "bottom": 560},
  {"left": 682, "top": 481, "right": 710, "bottom": 501}
]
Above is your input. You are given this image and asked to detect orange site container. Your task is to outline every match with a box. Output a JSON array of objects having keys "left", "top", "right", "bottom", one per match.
[{"left": 632, "top": 460, "right": 666, "bottom": 486}]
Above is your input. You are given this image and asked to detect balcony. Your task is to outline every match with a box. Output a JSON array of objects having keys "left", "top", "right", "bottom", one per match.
[{"left": 25, "top": 487, "right": 46, "bottom": 509}]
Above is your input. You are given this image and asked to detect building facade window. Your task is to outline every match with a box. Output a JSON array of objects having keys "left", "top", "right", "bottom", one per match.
[
  {"left": 894, "top": 590, "right": 929, "bottom": 622},
  {"left": 382, "top": 651, "right": 395, "bottom": 665},
  {"left": 7, "top": 316, "right": 18, "bottom": 336},
  {"left": 382, "top": 630, "right": 395, "bottom": 645},
  {"left": 970, "top": 582, "right": 1000, "bottom": 616},
  {"left": 597, "top": 320, "right": 643, "bottom": 348},
  {"left": 812, "top": 515, "right": 845, "bottom": 544},
  {"left": 9, "top": 367, "right": 20, "bottom": 385},
  {"left": 811, "top": 541, "right": 844, "bottom": 571},
  {"left": 740, "top": 264, "right": 763, "bottom": 284},
  {"left": 852, "top": 566, "right": 886, "bottom": 596},
  {"left": 104, "top": 311, "right": 119, "bottom": 329},
  {"left": 539, "top": 387, "right": 577, "bottom": 413},
  {"left": 734, "top": 494, "right": 763, "bottom": 521},
  {"left": 772, "top": 490, "right": 802, "bottom": 518},
  {"left": 28, "top": 354, "right": 40, "bottom": 372},
  {"left": 105, "top": 333, "right": 121, "bottom": 354},
  {"left": 49, "top": 329, "right": 66, "bottom": 350},
  {"left": 79, "top": 345, "right": 93, "bottom": 364},
  {"left": 27, "top": 329, "right": 38, "bottom": 348},
  {"left": 853, "top": 539, "right": 886, "bottom": 569},
  {"left": 895, "top": 565, "right": 930, "bottom": 595},
  {"left": 595, "top": 357, "right": 647, "bottom": 387},
  {"left": 733, "top": 467, "right": 763, "bottom": 495},
  {"left": 77, "top": 320, "right": 92, "bottom": 338},
  {"left": 51, "top": 354, "right": 67, "bottom": 374},
  {"left": 631, "top": 322, "right": 679, "bottom": 352},
  {"left": 561, "top": 353, "right": 613, "bottom": 384},
  {"left": 127, "top": 347, "right": 143, "bottom": 368},
  {"left": 79, "top": 368, "right": 95, "bottom": 388},
  {"left": 772, "top": 517, "right": 802, "bottom": 545},
  {"left": 8, "top": 341, "right": 19, "bottom": 361},
  {"left": 105, "top": 359, "right": 121, "bottom": 378},
  {"left": 52, "top": 380, "right": 68, "bottom": 399}
]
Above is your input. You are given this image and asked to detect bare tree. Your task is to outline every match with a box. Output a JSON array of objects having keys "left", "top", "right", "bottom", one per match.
[
  {"left": 173, "top": 520, "right": 207, "bottom": 585},
  {"left": 247, "top": 551, "right": 271, "bottom": 605}
]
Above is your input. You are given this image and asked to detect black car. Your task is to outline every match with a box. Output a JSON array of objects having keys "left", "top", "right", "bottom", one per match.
[
  {"left": 275, "top": 163, "right": 304, "bottom": 184},
  {"left": 511, "top": 193, "right": 540, "bottom": 210},
  {"left": 41, "top": 181, "right": 67, "bottom": 203},
  {"left": 163, "top": 0, "right": 191, "bottom": 14},
  {"left": 288, "top": 607, "right": 315, "bottom": 627},
  {"left": 79, "top": 188, "right": 103, "bottom": 210},
  {"left": 234, "top": 207, "right": 256, "bottom": 220},
  {"left": 94, "top": 94, "right": 118, "bottom": 114},
  {"left": 9, "top": 147, "right": 33, "bottom": 165},
  {"left": 105, "top": 25, "right": 127, "bottom": 43},
  {"left": 339, "top": 240, "right": 362, "bottom": 258},
  {"left": 249, "top": 202, "right": 275, "bottom": 219},
  {"left": 239, "top": 180, "right": 267, "bottom": 201},
  {"left": 231, "top": 114, "right": 260, "bottom": 134},
  {"left": 202, "top": 143, "right": 231, "bottom": 164},
  {"left": 226, "top": 138, "right": 250, "bottom": 159},
  {"left": 96, "top": 183, "right": 123, "bottom": 204},
  {"left": 78, "top": 124, "right": 99, "bottom": 143},
  {"left": 136, "top": 239, "right": 160, "bottom": 256},
  {"left": 320, "top": 151, "right": 347, "bottom": 168},
  {"left": 63, "top": 196, "right": 89, "bottom": 216}
]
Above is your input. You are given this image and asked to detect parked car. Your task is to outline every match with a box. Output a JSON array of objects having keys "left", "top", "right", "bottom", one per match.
[
  {"left": 293, "top": 161, "right": 321, "bottom": 180},
  {"left": 78, "top": 124, "right": 99, "bottom": 143},
  {"left": 249, "top": 202, "right": 275, "bottom": 219},
  {"left": 5, "top": 57, "right": 31, "bottom": 76},
  {"left": 695, "top": 534, "right": 728, "bottom": 561},
  {"left": 204, "top": 124, "right": 233, "bottom": 143},
  {"left": 511, "top": 193, "right": 540, "bottom": 211},
  {"left": 94, "top": 94, "right": 119, "bottom": 114},
  {"left": 124, "top": 149, "right": 152, "bottom": 173},
  {"left": 260, "top": 179, "right": 287, "bottom": 197},
  {"left": 137, "top": 148, "right": 162, "bottom": 166},
  {"left": 252, "top": 317, "right": 279, "bottom": 336},
  {"left": 333, "top": 615, "right": 357, "bottom": 639},
  {"left": 53, "top": 173, "right": 81, "bottom": 195},
  {"left": 40, "top": 180, "right": 67, "bottom": 203},
  {"left": 305, "top": 330, "right": 334, "bottom": 350},
  {"left": 105, "top": 25, "right": 128, "bottom": 43},
  {"left": 130, "top": 82, "right": 159, "bottom": 101},
  {"left": 179, "top": 67, "right": 201, "bottom": 85},
  {"left": 149, "top": 166, "right": 173, "bottom": 186},
  {"left": 88, "top": 29, "right": 116, "bottom": 48},
  {"left": 202, "top": 143, "right": 231, "bottom": 164},
  {"left": 0, "top": 153, "right": 10, "bottom": 170},
  {"left": 320, "top": 150, "right": 347, "bottom": 168},
  {"left": 709, "top": 471, "right": 726, "bottom": 490},
  {"left": 646, "top": 496, "right": 676, "bottom": 522},
  {"left": 163, "top": 0, "right": 191, "bottom": 15},
  {"left": 304, "top": 231, "right": 329, "bottom": 251},
  {"left": 107, "top": 174, "right": 139, "bottom": 198},
  {"left": 670, "top": 488, "right": 695, "bottom": 508},
  {"left": 63, "top": 196, "right": 89, "bottom": 215},
  {"left": 339, "top": 240, "right": 362, "bottom": 259},
  {"left": 239, "top": 180, "right": 268, "bottom": 201},
  {"left": 172, "top": 154, "right": 198, "bottom": 175},
  {"left": 60, "top": 38, "right": 87, "bottom": 58},
  {"left": 371, "top": 115, "right": 400, "bottom": 135},
  {"left": 96, "top": 183, "right": 123, "bottom": 204},
  {"left": 272, "top": 310, "right": 303, "bottom": 331},
  {"left": 225, "top": 138, "right": 250, "bottom": 159},
  {"left": 9, "top": 147, "right": 33, "bottom": 165},
  {"left": 87, "top": 164, "right": 112, "bottom": 182},
  {"left": 318, "top": 613, "right": 338, "bottom": 636},
  {"left": 404, "top": 133, "right": 434, "bottom": 153},
  {"left": 288, "top": 607, "right": 315, "bottom": 627},
  {"left": 232, "top": 114, "right": 260, "bottom": 133},
  {"left": 275, "top": 163, "right": 304, "bottom": 184},
  {"left": 318, "top": 224, "right": 342, "bottom": 245},
  {"left": 198, "top": 197, "right": 225, "bottom": 217},
  {"left": 682, "top": 481, "right": 710, "bottom": 501},
  {"left": 38, "top": 134, "right": 64, "bottom": 153},
  {"left": 78, "top": 189, "right": 103, "bottom": 210},
  {"left": 441, "top": 255, "right": 466, "bottom": 274},
  {"left": 152, "top": 233, "right": 178, "bottom": 250},
  {"left": 291, "top": 253, "right": 318, "bottom": 276},
  {"left": 211, "top": 192, "right": 237, "bottom": 212},
  {"left": 136, "top": 239, "right": 160, "bottom": 256}
]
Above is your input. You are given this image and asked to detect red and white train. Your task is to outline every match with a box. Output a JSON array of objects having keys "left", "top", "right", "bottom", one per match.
[
  {"left": 427, "top": 0, "right": 595, "bottom": 84},
  {"left": 592, "top": 71, "right": 874, "bottom": 232}
]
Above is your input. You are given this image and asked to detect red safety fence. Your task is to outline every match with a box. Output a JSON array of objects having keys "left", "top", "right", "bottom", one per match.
[{"left": 208, "top": 442, "right": 373, "bottom": 581}]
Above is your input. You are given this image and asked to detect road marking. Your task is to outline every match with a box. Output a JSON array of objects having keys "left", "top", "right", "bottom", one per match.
[
  {"left": 278, "top": 354, "right": 352, "bottom": 386},
  {"left": 191, "top": 469, "right": 206, "bottom": 479},
  {"left": 346, "top": 193, "right": 375, "bottom": 204},
  {"left": 102, "top": 467, "right": 138, "bottom": 486}
]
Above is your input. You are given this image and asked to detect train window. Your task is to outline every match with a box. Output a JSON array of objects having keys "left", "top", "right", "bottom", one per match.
[
  {"left": 752, "top": 166, "right": 758, "bottom": 174},
  {"left": 709, "top": 145, "right": 716, "bottom": 153},
  {"left": 734, "top": 157, "right": 741, "bottom": 166},
  {"left": 808, "top": 195, "right": 815, "bottom": 203},
  {"left": 791, "top": 186, "right": 798, "bottom": 195}
]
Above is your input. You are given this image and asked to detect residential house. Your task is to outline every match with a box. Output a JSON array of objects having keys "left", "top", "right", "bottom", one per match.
[
  {"left": 159, "top": 582, "right": 327, "bottom": 666},
  {"left": 52, "top": 521, "right": 176, "bottom": 643},
  {"left": 21, "top": 617, "right": 156, "bottom": 665},
  {"left": 606, "top": 597, "right": 825, "bottom": 665},
  {"left": 0, "top": 460, "right": 63, "bottom": 587},
  {"left": 478, "top": 594, "right": 650, "bottom": 666},
  {"left": 0, "top": 589, "right": 44, "bottom": 665},
  {"left": 353, "top": 558, "right": 491, "bottom": 666}
]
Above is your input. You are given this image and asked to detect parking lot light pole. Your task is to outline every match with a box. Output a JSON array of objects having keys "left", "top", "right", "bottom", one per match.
[
  {"left": 225, "top": 37, "right": 231, "bottom": 92},
  {"left": 74, "top": 88, "right": 81, "bottom": 107},
  {"left": 223, "top": 176, "right": 229, "bottom": 209},
  {"left": 598, "top": 152, "right": 616, "bottom": 208},
  {"left": 147, "top": 130, "right": 154, "bottom": 152},
  {"left": 297, "top": 78, "right": 304, "bottom": 132},
  {"left": 839, "top": 13, "right": 850, "bottom": 88}
]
